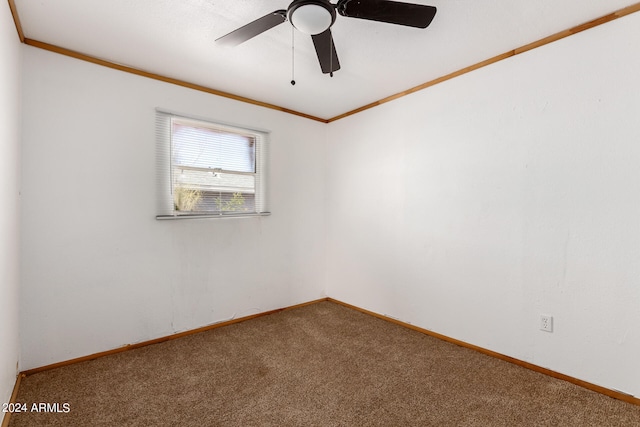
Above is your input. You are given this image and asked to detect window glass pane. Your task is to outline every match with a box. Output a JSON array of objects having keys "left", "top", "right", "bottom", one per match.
[
  {"left": 171, "top": 122, "right": 256, "bottom": 173},
  {"left": 197, "top": 191, "right": 256, "bottom": 214}
]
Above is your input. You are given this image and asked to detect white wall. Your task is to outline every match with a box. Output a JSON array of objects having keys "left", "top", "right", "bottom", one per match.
[
  {"left": 0, "top": 0, "right": 21, "bottom": 409},
  {"left": 20, "top": 47, "right": 327, "bottom": 370},
  {"left": 326, "top": 13, "right": 640, "bottom": 397}
]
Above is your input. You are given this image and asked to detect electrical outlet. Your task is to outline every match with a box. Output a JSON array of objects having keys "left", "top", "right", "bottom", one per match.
[{"left": 540, "top": 315, "right": 553, "bottom": 332}]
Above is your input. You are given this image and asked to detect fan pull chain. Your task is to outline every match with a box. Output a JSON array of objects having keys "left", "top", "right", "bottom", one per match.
[{"left": 291, "top": 26, "right": 296, "bottom": 86}]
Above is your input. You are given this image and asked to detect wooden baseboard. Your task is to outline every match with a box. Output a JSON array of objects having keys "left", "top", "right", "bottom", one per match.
[
  {"left": 22, "top": 298, "right": 329, "bottom": 377},
  {"left": 1, "top": 372, "right": 25, "bottom": 427},
  {"left": 327, "top": 298, "right": 640, "bottom": 407}
]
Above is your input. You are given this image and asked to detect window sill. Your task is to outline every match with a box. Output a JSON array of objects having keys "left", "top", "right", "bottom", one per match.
[{"left": 156, "top": 212, "right": 271, "bottom": 220}]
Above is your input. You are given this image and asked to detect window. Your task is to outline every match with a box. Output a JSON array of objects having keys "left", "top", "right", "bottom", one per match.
[{"left": 156, "top": 110, "right": 269, "bottom": 218}]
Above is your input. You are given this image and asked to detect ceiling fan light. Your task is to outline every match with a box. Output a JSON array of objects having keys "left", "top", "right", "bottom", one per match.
[{"left": 289, "top": 3, "right": 334, "bottom": 35}]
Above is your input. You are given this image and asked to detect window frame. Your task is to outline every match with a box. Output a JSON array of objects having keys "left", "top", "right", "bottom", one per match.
[{"left": 156, "top": 109, "right": 270, "bottom": 219}]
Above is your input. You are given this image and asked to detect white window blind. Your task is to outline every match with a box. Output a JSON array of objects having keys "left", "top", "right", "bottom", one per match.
[{"left": 156, "top": 110, "right": 270, "bottom": 218}]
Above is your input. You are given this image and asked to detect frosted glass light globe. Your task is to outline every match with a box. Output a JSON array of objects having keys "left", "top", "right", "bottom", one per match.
[{"left": 290, "top": 4, "right": 333, "bottom": 35}]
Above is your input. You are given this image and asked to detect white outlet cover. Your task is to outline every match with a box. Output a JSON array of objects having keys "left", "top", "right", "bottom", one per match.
[{"left": 540, "top": 315, "right": 554, "bottom": 332}]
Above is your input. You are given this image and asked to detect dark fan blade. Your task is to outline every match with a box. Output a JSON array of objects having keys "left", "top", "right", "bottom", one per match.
[
  {"left": 337, "top": 0, "right": 436, "bottom": 28},
  {"left": 216, "top": 10, "right": 287, "bottom": 47},
  {"left": 311, "top": 29, "right": 340, "bottom": 74}
]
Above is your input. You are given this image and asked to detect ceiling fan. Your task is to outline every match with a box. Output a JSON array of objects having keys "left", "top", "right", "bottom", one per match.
[{"left": 216, "top": 0, "right": 437, "bottom": 76}]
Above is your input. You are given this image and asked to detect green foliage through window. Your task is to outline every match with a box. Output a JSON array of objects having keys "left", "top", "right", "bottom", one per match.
[
  {"left": 215, "top": 192, "right": 247, "bottom": 212},
  {"left": 174, "top": 187, "right": 202, "bottom": 211}
]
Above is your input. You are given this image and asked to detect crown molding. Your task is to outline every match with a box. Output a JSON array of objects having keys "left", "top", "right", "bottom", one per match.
[{"left": 7, "top": 0, "right": 24, "bottom": 42}]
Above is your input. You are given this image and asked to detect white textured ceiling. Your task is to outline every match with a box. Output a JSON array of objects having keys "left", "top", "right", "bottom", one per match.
[{"left": 13, "top": 0, "right": 639, "bottom": 119}]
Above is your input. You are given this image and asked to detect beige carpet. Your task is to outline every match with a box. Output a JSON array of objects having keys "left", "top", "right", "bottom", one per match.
[{"left": 9, "top": 301, "right": 640, "bottom": 426}]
